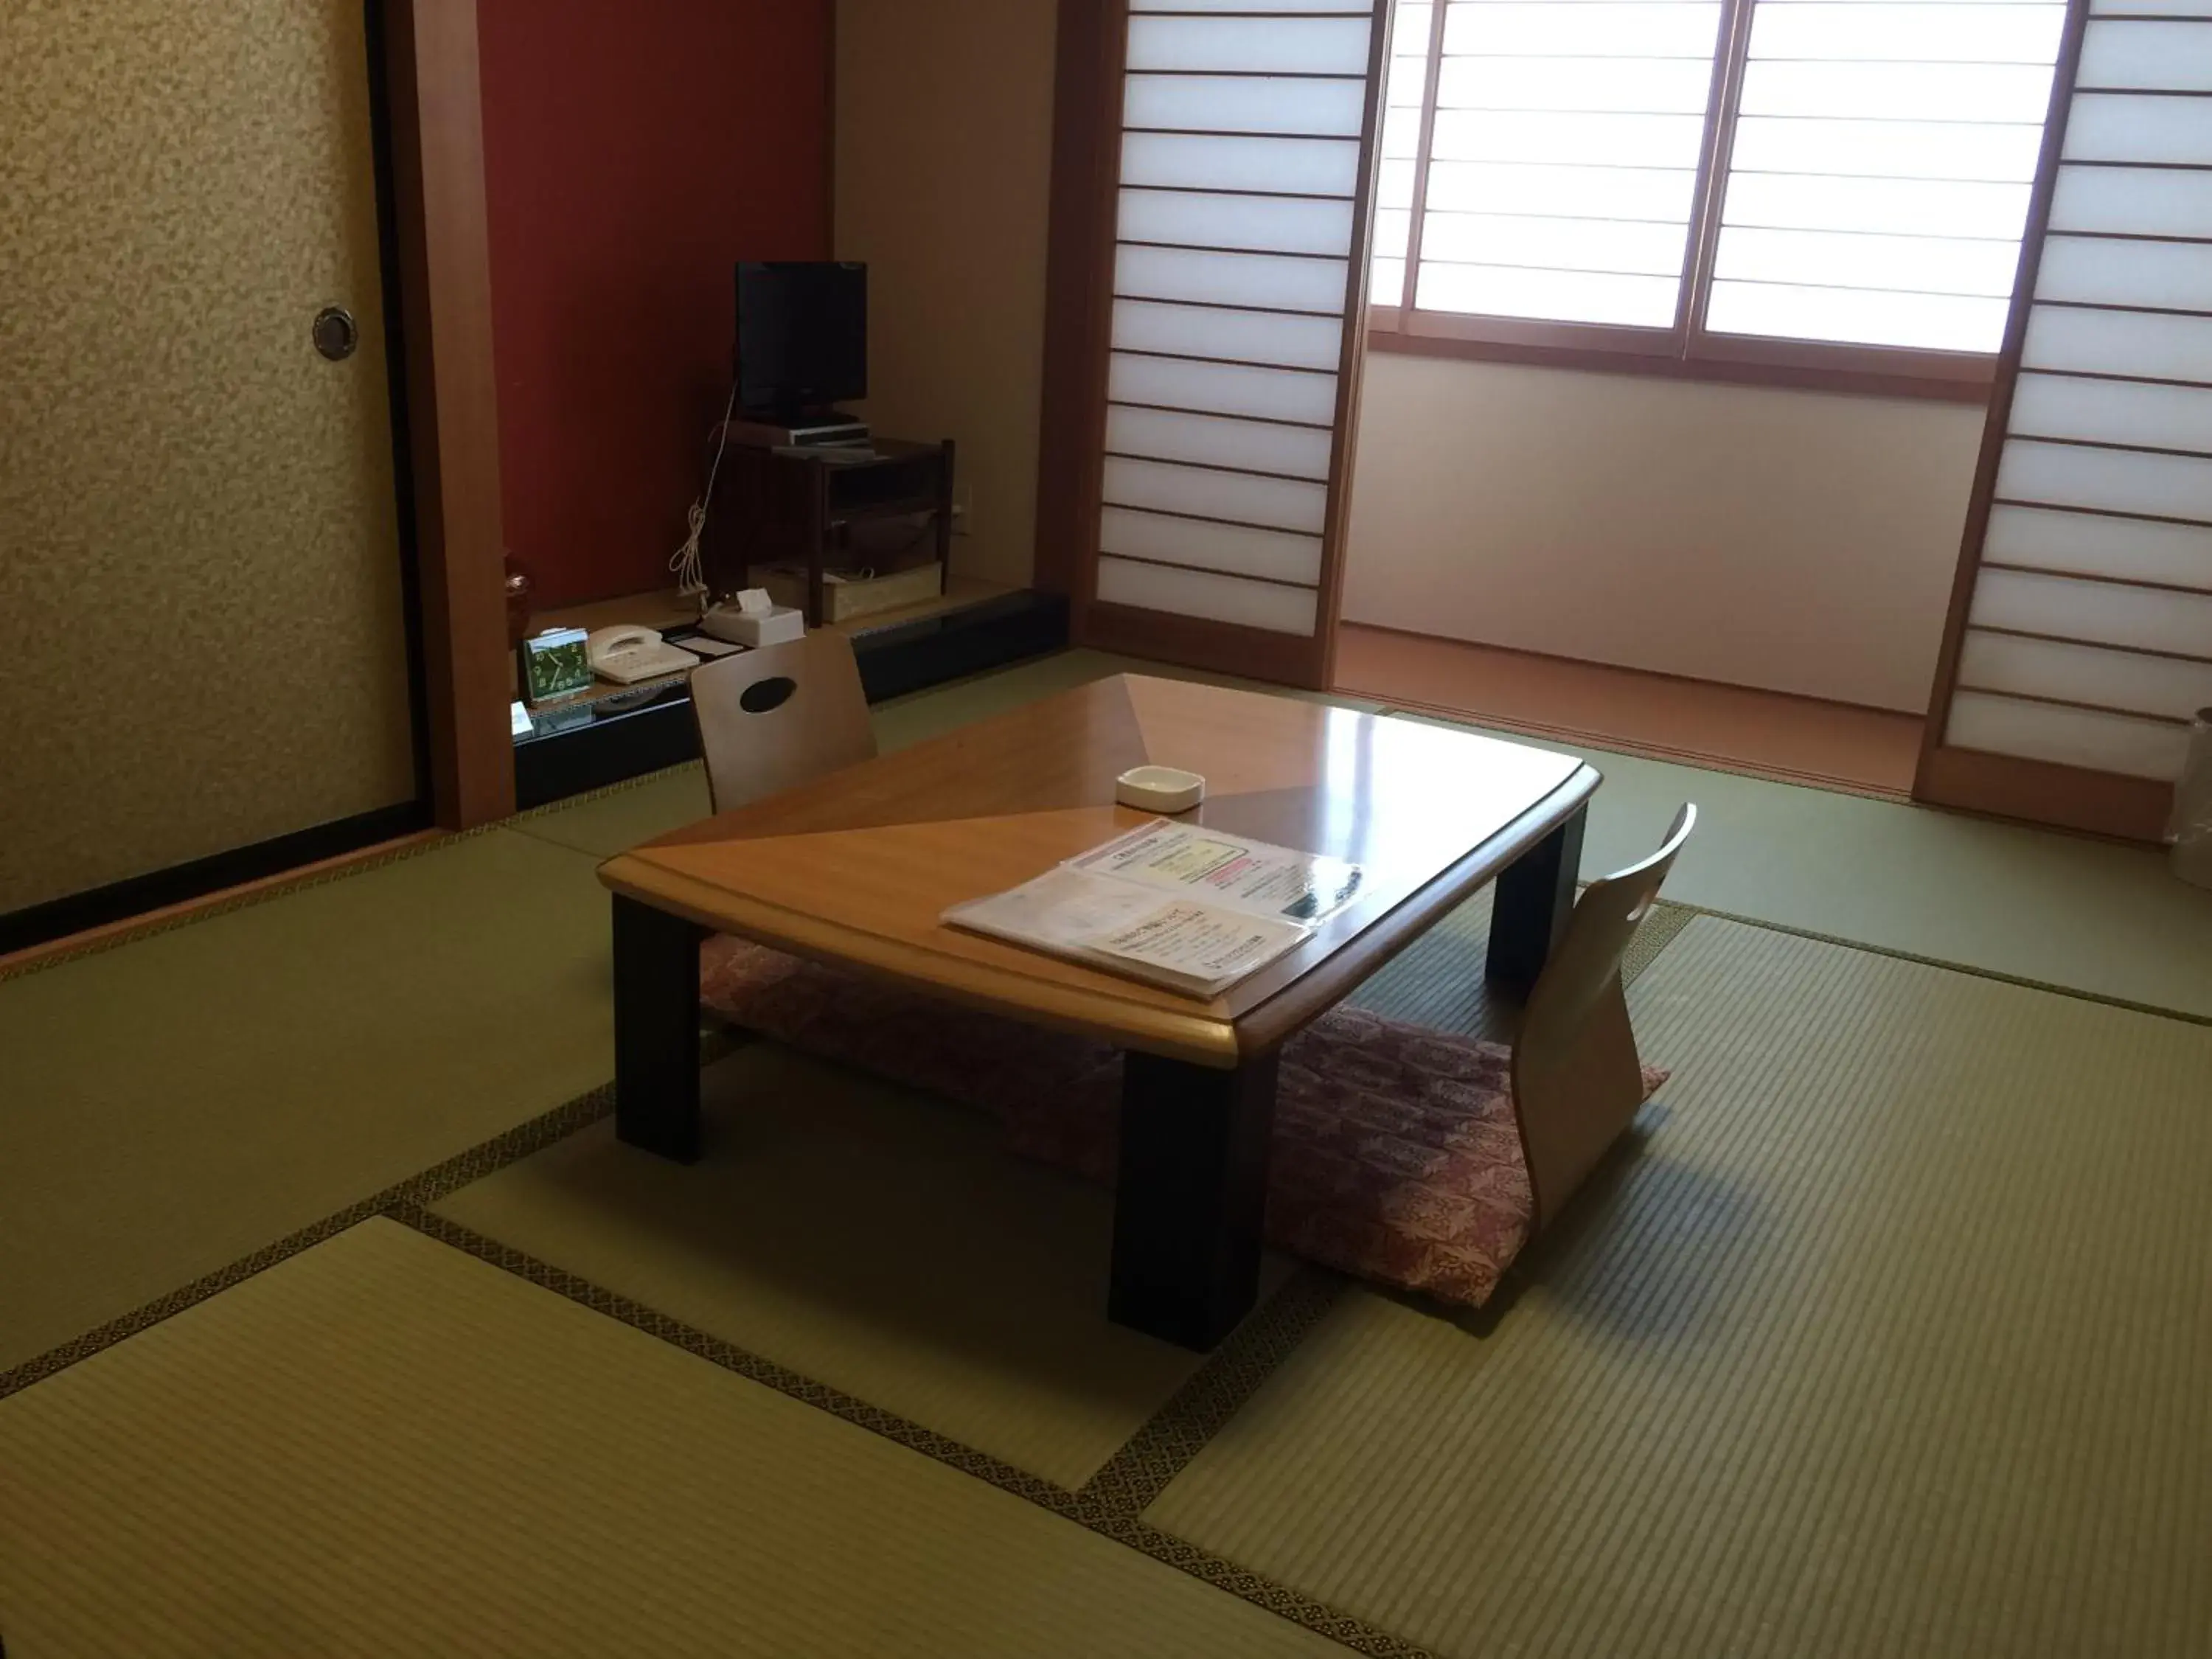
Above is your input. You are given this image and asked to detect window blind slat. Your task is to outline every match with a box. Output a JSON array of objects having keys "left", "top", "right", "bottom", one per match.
[
  {"left": 1417, "top": 262, "right": 1683, "bottom": 324},
  {"left": 1705, "top": 280, "right": 2011, "bottom": 349}
]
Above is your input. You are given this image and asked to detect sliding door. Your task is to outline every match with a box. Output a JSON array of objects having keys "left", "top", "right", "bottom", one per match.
[
  {"left": 1919, "top": 0, "right": 2212, "bottom": 839},
  {"left": 1040, "top": 0, "right": 1391, "bottom": 688},
  {"left": 0, "top": 0, "right": 422, "bottom": 928}
]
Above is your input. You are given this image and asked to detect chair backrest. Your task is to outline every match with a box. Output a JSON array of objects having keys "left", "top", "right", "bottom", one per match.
[
  {"left": 1512, "top": 804, "right": 1697, "bottom": 1229},
  {"left": 689, "top": 630, "right": 877, "bottom": 813}
]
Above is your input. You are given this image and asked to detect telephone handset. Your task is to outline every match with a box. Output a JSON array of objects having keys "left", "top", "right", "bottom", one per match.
[{"left": 585, "top": 625, "right": 699, "bottom": 685}]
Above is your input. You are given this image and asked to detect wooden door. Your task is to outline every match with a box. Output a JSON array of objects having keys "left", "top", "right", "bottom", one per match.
[
  {"left": 1037, "top": 0, "right": 1393, "bottom": 689},
  {"left": 0, "top": 0, "right": 422, "bottom": 921},
  {"left": 1917, "top": 0, "right": 2212, "bottom": 840}
]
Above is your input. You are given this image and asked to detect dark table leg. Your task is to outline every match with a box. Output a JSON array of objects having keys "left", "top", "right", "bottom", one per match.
[
  {"left": 1486, "top": 801, "right": 1587, "bottom": 1000},
  {"left": 1108, "top": 1048, "right": 1281, "bottom": 1352},
  {"left": 611, "top": 893, "right": 709, "bottom": 1162}
]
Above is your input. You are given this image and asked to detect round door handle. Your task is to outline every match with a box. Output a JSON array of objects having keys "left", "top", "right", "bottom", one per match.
[{"left": 312, "top": 305, "right": 359, "bottom": 361}]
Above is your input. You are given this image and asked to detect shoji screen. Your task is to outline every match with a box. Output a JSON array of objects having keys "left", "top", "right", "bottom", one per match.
[
  {"left": 1071, "top": 0, "right": 1388, "bottom": 686},
  {"left": 1920, "top": 0, "right": 2212, "bottom": 840}
]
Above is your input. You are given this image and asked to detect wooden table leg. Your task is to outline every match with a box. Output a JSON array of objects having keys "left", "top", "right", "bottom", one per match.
[
  {"left": 611, "top": 893, "right": 708, "bottom": 1162},
  {"left": 1108, "top": 1048, "right": 1281, "bottom": 1352},
  {"left": 1486, "top": 801, "right": 1587, "bottom": 999}
]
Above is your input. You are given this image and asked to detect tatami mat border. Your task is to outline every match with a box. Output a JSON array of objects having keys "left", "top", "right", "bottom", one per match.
[
  {"left": 1668, "top": 901, "right": 2212, "bottom": 1030},
  {"left": 0, "top": 1075, "right": 617, "bottom": 1399},
  {"left": 1079, "top": 1269, "right": 1349, "bottom": 1518},
  {"left": 394, "top": 1205, "right": 1436, "bottom": 1659}
]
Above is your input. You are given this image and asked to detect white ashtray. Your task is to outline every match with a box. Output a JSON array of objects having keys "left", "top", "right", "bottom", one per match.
[{"left": 1116, "top": 765, "right": 1206, "bottom": 813}]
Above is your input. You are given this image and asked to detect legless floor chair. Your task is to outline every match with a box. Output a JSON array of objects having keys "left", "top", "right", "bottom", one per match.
[
  {"left": 689, "top": 631, "right": 875, "bottom": 813},
  {"left": 691, "top": 757, "right": 1698, "bottom": 1313},
  {"left": 1514, "top": 803, "right": 1696, "bottom": 1230}
]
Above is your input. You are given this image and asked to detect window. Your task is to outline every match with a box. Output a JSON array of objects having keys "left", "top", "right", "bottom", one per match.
[{"left": 1371, "top": 0, "right": 2069, "bottom": 384}]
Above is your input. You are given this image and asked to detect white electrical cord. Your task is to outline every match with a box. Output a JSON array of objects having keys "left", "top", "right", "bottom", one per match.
[{"left": 672, "top": 379, "right": 742, "bottom": 608}]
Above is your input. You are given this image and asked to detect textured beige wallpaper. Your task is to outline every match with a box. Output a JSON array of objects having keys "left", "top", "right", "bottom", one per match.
[
  {"left": 834, "top": 0, "right": 1057, "bottom": 591},
  {"left": 0, "top": 0, "right": 417, "bottom": 914}
]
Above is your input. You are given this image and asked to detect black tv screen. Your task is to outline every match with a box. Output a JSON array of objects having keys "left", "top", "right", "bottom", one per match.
[{"left": 736, "top": 261, "right": 866, "bottom": 416}]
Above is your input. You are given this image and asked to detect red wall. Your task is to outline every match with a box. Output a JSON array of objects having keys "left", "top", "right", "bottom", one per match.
[{"left": 477, "top": 1, "right": 832, "bottom": 609}]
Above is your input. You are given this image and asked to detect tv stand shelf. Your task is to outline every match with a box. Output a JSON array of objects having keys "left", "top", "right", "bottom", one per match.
[
  {"left": 703, "top": 435, "right": 954, "bottom": 627},
  {"left": 509, "top": 574, "right": 1067, "bottom": 810}
]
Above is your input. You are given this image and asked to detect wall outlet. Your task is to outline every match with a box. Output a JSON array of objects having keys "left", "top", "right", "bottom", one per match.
[{"left": 951, "top": 482, "right": 974, "bottom": 537}]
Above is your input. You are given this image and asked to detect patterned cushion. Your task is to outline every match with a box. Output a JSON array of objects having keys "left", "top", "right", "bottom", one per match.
[{"left": 700, "top": 938, "right": 1661, "bottom": 1309}]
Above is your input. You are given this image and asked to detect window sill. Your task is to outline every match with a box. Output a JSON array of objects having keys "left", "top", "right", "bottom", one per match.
[{"left": 1366, "top": 314, "right": 1997, "bottom": 406}]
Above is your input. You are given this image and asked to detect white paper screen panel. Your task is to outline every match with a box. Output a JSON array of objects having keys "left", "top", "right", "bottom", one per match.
[
  {"left": 1983, "top": 504, "right": 2212, "bottom": 589},
  {"left": 1111, "top": 299, "right": 1344, "bottom": 369},
  {"left": 1105, "top": 406, "right": 1336, "bottom": 479},
  {"left": 1411, "top": 0, "right": 1722, "bottom": 327},
  {"left": 1100, "top": 1, "right": 1377, "bottom": 640},
  {"left": 1706, "top": 0, "right": 2065, "bottom": 352},
  {"left": 1940, "top": 13, "right": 2212, "bottom": 782},
  {"left": 1947, "top": 691, "right": 2192, "bottom": 778},
  {"left": 1097, "top": 557, "right": 1323, "bottom": 633}
]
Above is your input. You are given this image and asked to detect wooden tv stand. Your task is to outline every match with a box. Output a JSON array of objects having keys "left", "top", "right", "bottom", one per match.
[{"left": 700, "top": 435, "right": 954, "bottom": 628}]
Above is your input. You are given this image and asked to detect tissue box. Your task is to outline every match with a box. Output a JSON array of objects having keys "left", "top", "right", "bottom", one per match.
[{"left": 701, "top": 603, "right": 805, "bottom": 647}]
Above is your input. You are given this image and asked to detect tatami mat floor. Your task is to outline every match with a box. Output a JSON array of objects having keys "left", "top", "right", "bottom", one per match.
[
  {"left": 1151, "top": 919, "right": 2212, "bottom": 1659},
  {"left": 6, "top": 647, "right": 2211, "bottom": 1658},
  {"left": 0, "top": 1220, "right": 1351, "bottom": 1659}
]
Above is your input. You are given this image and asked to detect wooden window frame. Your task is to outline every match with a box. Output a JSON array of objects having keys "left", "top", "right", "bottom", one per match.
[{"left": 1368, "top": 0, "right": 2011, "bottom": 403}]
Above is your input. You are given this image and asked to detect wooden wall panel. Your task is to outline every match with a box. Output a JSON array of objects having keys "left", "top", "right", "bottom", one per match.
[{"left": 386, "top": 0, "right": 515, "bottom": 828}]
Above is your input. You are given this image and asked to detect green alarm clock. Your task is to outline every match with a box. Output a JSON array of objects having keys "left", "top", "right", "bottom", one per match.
[{"left": 521, "top": 627, "right": 593, "bottom": 705}]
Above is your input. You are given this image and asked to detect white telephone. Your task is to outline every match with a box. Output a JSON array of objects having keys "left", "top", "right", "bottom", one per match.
[{"left": 585, "top": 626, "right": 699, "bottom": 685}]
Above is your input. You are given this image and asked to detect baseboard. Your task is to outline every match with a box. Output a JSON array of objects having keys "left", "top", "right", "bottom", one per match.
[
  {"left": 1914, "top": 744, "right": 2174, "bottom": 844},
  {"left": 0, "top": 800, "right": 434, "bottom": 959}
]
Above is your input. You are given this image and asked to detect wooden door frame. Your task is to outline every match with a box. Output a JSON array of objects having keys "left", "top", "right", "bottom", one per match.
[
  {"left": 1034, "top": 0, "right": 1383, "bottom": 692},
  {"left": 383, "top": 0, "right": 515, "bottom": 827}
]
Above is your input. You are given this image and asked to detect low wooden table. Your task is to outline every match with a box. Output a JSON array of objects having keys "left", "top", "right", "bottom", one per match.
[{"left": 597, "top": 675, "right": 1599, "bottom": 1349}]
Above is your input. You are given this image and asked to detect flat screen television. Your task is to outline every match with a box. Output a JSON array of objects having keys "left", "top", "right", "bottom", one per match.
[{"left": 735, "top": 260, "right": 866, "bottom": 418}]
